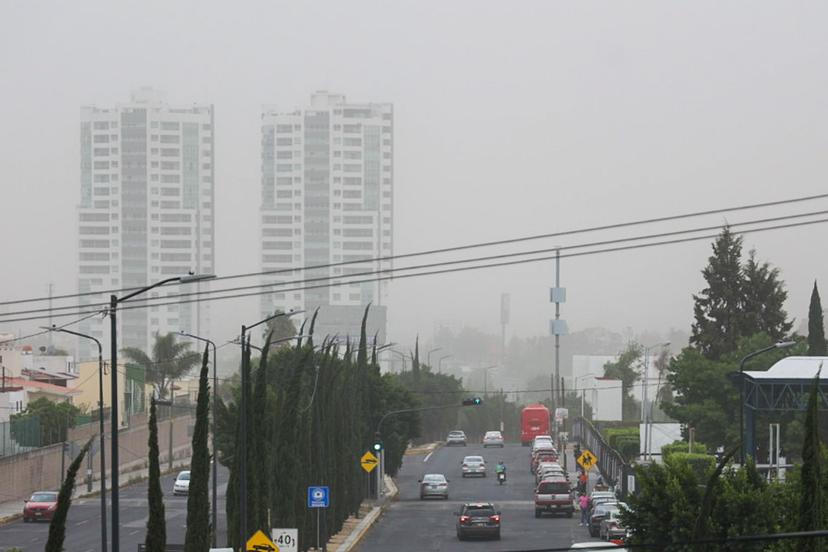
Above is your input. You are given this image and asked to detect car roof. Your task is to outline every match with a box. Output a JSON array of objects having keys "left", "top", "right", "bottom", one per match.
[
  {"left": 463, "top": 502, "right": 495, "bottom": 508},
  {"left": 449, "top": 430, "right": 465, "bottom": 434},
  {"left": 463, "top": 455, "right": 484, "bottom": 461},
  {"left": 422, "top": 473, "right": 446, "bottom": 479}
]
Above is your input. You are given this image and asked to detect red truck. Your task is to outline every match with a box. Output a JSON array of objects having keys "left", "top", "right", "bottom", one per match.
[{"left": 520, "top": 404, "right": 551, "bottom": 446}]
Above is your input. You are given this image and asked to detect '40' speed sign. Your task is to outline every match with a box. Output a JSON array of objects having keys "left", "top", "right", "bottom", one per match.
[{"left": 271, "top": 529, "right": 297, "bottom": 552}]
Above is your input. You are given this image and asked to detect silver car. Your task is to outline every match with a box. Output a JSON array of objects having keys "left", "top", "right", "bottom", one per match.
[
  {"left": 483, "top": 431, "right": 504, "bottom": 448},
  {"left": 419, "top": 473, "right": 449, "bottom": 500},
  {"left": 173, "top": 470, "right": 190, "bottom": 496},
  {"left": 461, "top": 455, "right": 487, "bottom": 477},
  {"left": 447, "top": 430, "right": 467, "bottom": 446}
]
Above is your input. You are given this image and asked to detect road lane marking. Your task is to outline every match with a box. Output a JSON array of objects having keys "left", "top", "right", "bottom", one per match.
[
  {"left": 424, "top": 452, "right": 433, "bottom": 463},
  {"left": 75, "top": 519, "right": 89, "bottom": 526}
]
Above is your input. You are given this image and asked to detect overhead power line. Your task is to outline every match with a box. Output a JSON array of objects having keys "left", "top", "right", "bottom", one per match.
[
  {"left": 2, "top": 191, "right": 827, "bottom": 308},
  {"left": 0, "top": 215, "right": 826, "bottom": 326},
  {"left": 2, "top": 209, "right": 827, "bottom": 320}
]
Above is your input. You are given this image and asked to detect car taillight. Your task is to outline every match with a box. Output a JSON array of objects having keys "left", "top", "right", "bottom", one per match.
[
  {"left": 490, "top": 515, "right": 500, "bottom": 523},
  {"left": 459, "top": 515, "right": 470, "bottom": 523}
]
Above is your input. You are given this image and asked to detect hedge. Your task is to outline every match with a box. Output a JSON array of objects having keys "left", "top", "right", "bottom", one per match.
[
  {"left": 665, "top": 452, "right": 716, "bottom": 480},
  {"left": 661, "top": 440, "right": 707, "bottom": 460}
]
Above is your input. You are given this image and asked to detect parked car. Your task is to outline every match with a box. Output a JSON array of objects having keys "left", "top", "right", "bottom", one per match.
[
  {"left": 461, "top": 455, "right": 487, "bottom": 477},
  {"left": 589, "top": 502, "right": 619, "bottom": 537},
  {"left": 531, "top": 450, "right": 559, "bottom": 473},
  {"left": 419, "top": 473, "right": 449, "bottom": 500},
  {"left": 446, "top": 430, "right": 467, "bottom": 446},
  {"left": 536, "top": 463, "right": 566, "bottom": 483},
  {"left": 534, "top": 477, "right": 574, "bottom": 518},
  {"left": 531, "top": 435, "right": 554, "bottom": 453},
  {"left": 456, "top": 502, "right": 501, "bottom": 540},
  {"left": 600, "top": 509, "right": 627, "bottom": 541},
  {"left": 173, "top": 470, "right": 191, "bottom": 496},
  {"left": 569, "top": 543, "right": 627, "bottom": 550},
  {"left": 22, "top": 491, "right": 58, "bottom": 522},
  {"left": 483, "top": 430, "right": 504, "bottom": 448}
]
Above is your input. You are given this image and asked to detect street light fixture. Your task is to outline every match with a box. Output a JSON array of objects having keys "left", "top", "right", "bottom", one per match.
[
  {"left": 437, "top": 354, "right": 453, "bottom": 374},
  {"left": 43, "top": 324, "right": 108, "bottom": 552},
  {"left": 427, "top": 347, "right": 441, "bottom": 367},
  {"left": 574, "top": 373, "right": 602, "bottom": 419},
  {"left": 739, "top": 341, "right": 796, "bottom": 464},
  {"left": 109, "top": 272, "right": 214, "bottom": 552},
  {"left": 389, "top": 349, "right": 408, "bottom": 372},
  {"left": 178, "top": 330, "right": 218, "bottom": 548},
  {"left": 237, "top": 311, "right": 304, "bottom": 547}
]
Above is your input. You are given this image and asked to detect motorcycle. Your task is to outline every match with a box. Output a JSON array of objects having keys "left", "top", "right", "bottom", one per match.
[{"left": 497, "top": 471, "right": 506, "bottom": 485}]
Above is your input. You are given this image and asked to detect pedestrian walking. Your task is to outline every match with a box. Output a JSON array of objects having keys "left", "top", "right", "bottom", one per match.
[{"left": 578, "top": 493, "right": 590, "bottom": 526}]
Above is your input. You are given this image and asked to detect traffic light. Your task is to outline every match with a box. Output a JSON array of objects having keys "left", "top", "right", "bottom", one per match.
[
  {"left": 462, "top": 397, "right": 483, "bottom": 406},
  {"left": 372, "top": 434, "right": 383, "bottom": 452}
]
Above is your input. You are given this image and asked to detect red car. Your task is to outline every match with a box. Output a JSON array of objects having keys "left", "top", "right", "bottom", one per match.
[
  {"left": 534, "top": 477, "right": 574, "bottom": 518},
  {"left": 23, "top": 491, "right": 58, "bottom": 522}
]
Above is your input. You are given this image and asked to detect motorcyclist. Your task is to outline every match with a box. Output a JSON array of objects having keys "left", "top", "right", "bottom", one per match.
[{"left": 496, "top": 461, "right": 506, "bottom": 475}]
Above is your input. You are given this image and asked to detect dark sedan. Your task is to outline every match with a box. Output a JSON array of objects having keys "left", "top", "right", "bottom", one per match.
[{"left": 456, "top": 502, "right": 501, "bottom": 540}]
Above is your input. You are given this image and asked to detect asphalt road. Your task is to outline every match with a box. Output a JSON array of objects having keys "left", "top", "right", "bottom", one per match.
[
  {"left": 0, "top": 466, "right": 229, "bottom": 552},
  {"left": 358, "top": 442, "right": 604, "bottom": 552}
]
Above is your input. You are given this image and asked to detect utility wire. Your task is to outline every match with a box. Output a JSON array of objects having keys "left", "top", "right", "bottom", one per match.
[
  {"left": 2, "top": 210, "right": 827, "bottom": 321},
  {"left": 0, "top": 311, "right": 105, "bottom": 345},
  {"left": 2, "top": 191, "right": 827, "bottom": 307},
  {"left": 1, "top": 215, "right": 826, "bottom": 326}
]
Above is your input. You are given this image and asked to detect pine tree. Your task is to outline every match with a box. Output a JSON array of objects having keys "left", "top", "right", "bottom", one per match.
[
  {"left": 808, "top": 281, "right": 827, "bottom": 356},
  {"left": 691, "top": 227, "right": 745, "bottom": 360},
  {"left": 741, "top": 249, "right": 792, "bottom": 341},
  {"left": 45, "top": 438, "right": 91, "bottom": 552},
  {"left": 185, "top": 346, "right": 211, "bottom": 552},
  {"left": 798, "top": 367, "right": 824, "bottom": 552},
  {"left": 145, "top": 398, "right": 166, "bottom": 552}
]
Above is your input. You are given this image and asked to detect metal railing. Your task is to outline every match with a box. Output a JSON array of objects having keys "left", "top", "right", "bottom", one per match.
[{"left": 571, "top": 416, "right": 628, "bottom": 488}]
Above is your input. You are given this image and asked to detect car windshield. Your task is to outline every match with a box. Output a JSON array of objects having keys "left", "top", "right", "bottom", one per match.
[
  {"left": 449, "top": 431, "right": 464, "bottom": 436},
  {"left": 464, "top": 456, "right": 483, "bottom": 463},
  {"left": 463, "top": 504, "right": 495, "bottom": 516},
  {"left": 422, "top": 474, "right": 446, "bottom": 483},
  {"left": 485, "top": 432, "right": 501, "bottom": 437},
  {"left": 178, "top": 472, "right": 190, "bottom": 481},
  {"left": 537, "top": 481, "right": 569, "bottom": 494},
  {"left": 30, "top": 493, "right": 57, "bottom": 502}
]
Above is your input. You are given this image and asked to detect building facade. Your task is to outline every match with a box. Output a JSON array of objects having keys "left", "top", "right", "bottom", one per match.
[
  {"left": 259, "top": 92, "right": 393, "bottom": 341},
  {"left": 77, "top": 88, "right": 214, "bottom": 357}
]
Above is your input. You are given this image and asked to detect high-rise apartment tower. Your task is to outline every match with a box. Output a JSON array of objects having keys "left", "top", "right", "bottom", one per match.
[
  {"left": 77, "top": 88, "right": 214, "bottom": 357},
  {"left": 260, "top": 91, "right": 393, "bottom": 341}
]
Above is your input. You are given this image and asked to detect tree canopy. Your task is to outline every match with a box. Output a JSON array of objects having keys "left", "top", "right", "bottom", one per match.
[
  {"left": 121, "top": 332, "right": 201, "bottom": 399},
  {"left": 603, "top": 342, "right": 642, "bottom": 421},
  {"left": 808, "top": 281, "right": 827, "bottom": 357}
]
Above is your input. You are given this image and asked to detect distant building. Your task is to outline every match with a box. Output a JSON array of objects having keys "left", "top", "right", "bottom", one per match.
[
  {"left": 259, "top": 91, "right": 393, "bottom": 342},
  {"left": 77, "top": 88, "right": 215, "bottom": 357},
  {"left": 72, "top": 360, "right": 148, "bottom": 428}
]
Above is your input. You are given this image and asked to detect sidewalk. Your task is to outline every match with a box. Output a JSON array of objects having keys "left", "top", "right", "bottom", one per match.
[{"left": 0, "top": 445, "right": 192, "bottom": 525}]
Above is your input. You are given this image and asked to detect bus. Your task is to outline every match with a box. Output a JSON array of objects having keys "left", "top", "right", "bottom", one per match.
[{"left": 520, "top": 404, "right": 551, "bottom": 446}]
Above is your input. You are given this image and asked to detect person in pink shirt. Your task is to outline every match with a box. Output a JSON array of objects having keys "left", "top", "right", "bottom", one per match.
[{"left": 578, "top": 493, "right": 590, "bottom": 526}]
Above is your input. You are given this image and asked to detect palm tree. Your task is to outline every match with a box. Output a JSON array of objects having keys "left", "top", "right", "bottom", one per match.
[{"left": 122, "top": 332, "right": 201, "bottom": 399}]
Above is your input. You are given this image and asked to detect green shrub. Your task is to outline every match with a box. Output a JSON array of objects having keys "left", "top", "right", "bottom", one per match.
[
  {"left": 665, "top": 452, "right": 716, "bottom": 481},
  {"left": 615, "top": 435, "right": 640, "bottom": 461},
  {"left": 662, "top": 440, "right": 707, "bottom": 460},
  {"left": 604, "top": 426, "right": 639, "bottom": 450}
]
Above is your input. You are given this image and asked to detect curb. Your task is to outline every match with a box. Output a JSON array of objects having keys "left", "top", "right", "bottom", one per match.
[{"left": 335, "top": 474, "right": 399, "bottom": 552}]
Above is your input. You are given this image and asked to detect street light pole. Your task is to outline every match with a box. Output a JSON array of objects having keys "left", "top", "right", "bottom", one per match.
[
  {"left": 179, "top": 331, "right": 218, "bottom": 548},
  {"left": 642, "top": 342, "right": 670, "bottom": 460},
  {"left": 739, "top": 341, "right": 796, "bottom": 464},
  {"left": 437, "top": 354, "right": 453, "bottom": 374},
  {"left": 480, "top": 364, "right": 497, "bottom": 395},
  {"left": 237, "top": 311, "right": 304, "bottom": 546},
  {"left": 46, "top": 325, "right": 107, "bottom": 552},
  {"left": 426, "top": 347, "right": 441, "bottom": 368},
  {"left": 109, "top": 273, "right": 214, "bottom": 552},
  {"left": 389, "top": 350, "right": 408, "bottom": 372}
]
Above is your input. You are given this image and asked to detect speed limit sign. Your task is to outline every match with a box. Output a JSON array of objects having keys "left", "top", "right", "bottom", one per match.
[{"left": 271, "top": 529, "right": 298, "bottom": 552}]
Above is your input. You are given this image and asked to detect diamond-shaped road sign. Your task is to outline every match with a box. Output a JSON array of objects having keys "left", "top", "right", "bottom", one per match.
[
  {"left": 577, "top": 449, "right": 598, "bottom": 471},
  {"left": 361, "top": 450, "right": 379, "bottom": 473},
  {"left": 247, "top": 529, "right": 278, "bottom": 552}
]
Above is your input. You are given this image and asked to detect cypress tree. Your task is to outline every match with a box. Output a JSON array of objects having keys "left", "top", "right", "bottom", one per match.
[
  {"left": 741, "top": 249, "right": 792, "bottom": 340},
  {"left": 185, "top": 346, "right": 211, "bottom": 552},
  {"left": 145, "top": 397, "right": 166, "bottom": 552},
  {"left": 798, "top": 367, "right": 823, "bottom": 552},
  {"left": 252, "top": 331, "right": 274, "bottom": 534},
  {"left": 45, "top": 437, "right": 91, "bottom": 552},
  {"left": 808, "top": 281, "right": 827, "bottom": 356}
]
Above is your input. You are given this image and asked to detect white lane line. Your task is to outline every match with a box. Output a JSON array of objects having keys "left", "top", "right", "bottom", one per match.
[
  {"left": 423, "top": 452, "right": 433, "bottom": 463},
  {"left": 75, "top": 518, "right": 89, "bottom": 526}
]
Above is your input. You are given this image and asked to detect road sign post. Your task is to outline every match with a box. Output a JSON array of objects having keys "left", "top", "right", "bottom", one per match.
[
  {"left": 308, "top": 486, "right": 329, "bottom": 551},
  {"left": 577, "top": 449, "right": 598, "bottom": 471}
]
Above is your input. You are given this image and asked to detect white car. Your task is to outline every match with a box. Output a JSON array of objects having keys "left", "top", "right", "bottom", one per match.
[
  {"left": 461, "top": 455, "right": 487, "bottom": 477},
  {"left": 483, "top": 431, "right": 504, "bottom": 448},
  {"left": 173, "top": 470, "right": 191, "bottom": 496},
  {"left": 532, "top": 436, "right": 554, "bottom": 453}
]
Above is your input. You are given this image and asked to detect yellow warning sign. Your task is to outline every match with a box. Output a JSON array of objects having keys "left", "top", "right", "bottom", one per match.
[
  {"left": 577, "top": 449, "right": 598, "bottom": 471},
  {"left": 361, "top": 450, "right": 379, "bottom": 473},
  {"left": 247, "top": 529, "right": 279, "bottom": 552}
]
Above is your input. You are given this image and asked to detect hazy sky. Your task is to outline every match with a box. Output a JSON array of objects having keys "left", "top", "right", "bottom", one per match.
[{"left": 1, "top": 1, "right": 826, "bottom": 352}]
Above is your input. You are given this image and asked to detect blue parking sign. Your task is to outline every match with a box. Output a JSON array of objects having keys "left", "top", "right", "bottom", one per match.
[{"left": 308, "top": 486, "right": 329, "bottom": 508}]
